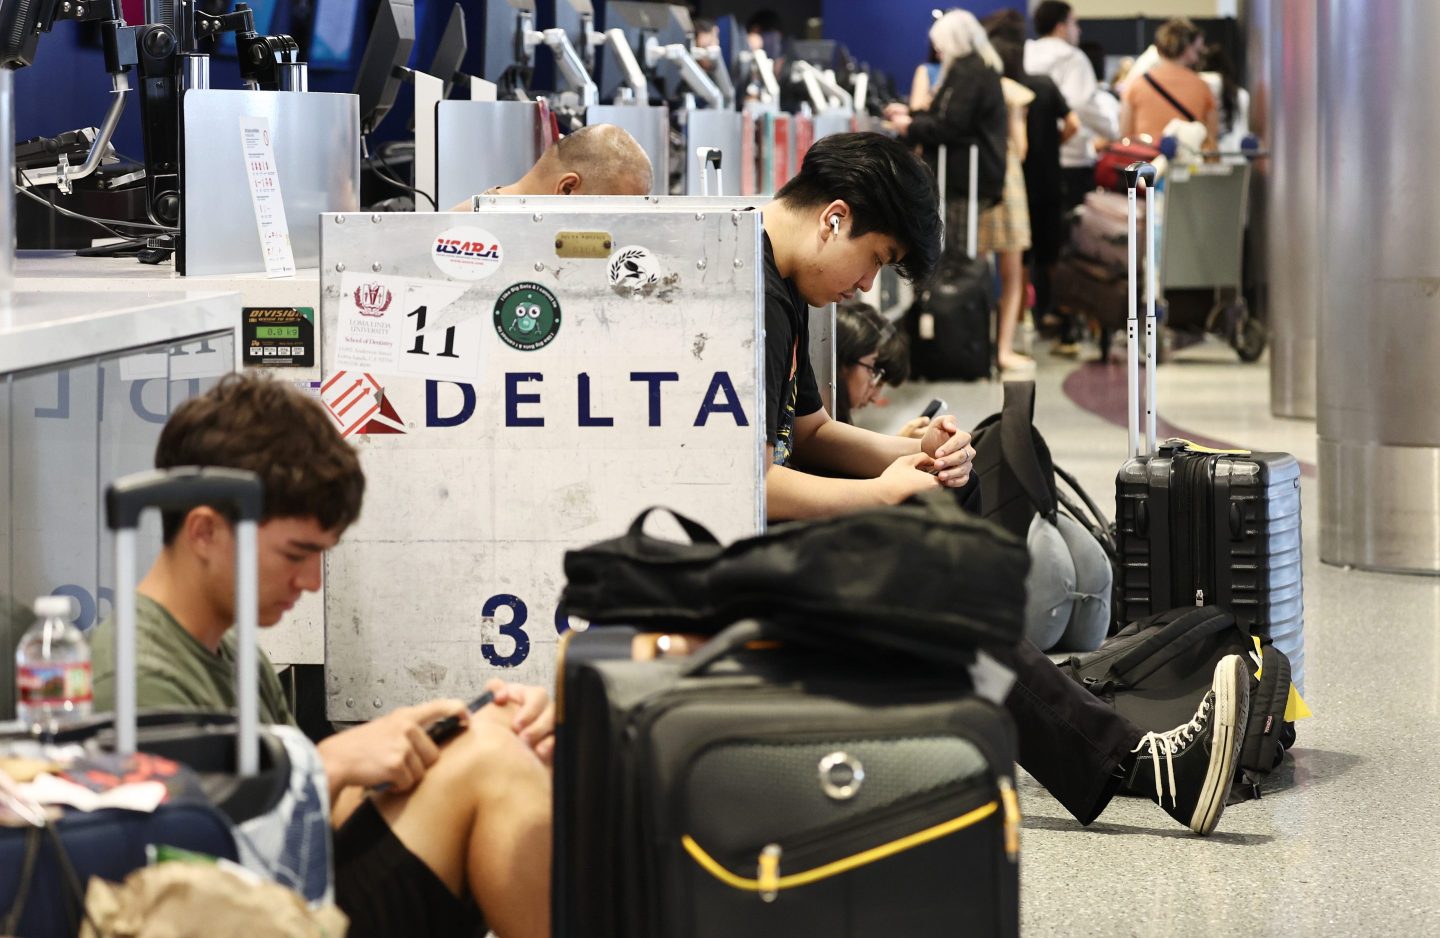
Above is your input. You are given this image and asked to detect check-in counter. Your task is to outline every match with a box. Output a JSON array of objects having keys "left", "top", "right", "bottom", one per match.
[{"left": 0, "top": 288, "right": 240, "bottom": 717}]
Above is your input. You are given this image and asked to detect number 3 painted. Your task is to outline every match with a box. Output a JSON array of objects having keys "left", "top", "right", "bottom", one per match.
[{"left": 481, "top": 594, "right": 531, "bottom": 667}]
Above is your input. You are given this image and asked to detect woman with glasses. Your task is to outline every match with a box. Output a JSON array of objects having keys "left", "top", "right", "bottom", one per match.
[{"left": 836, "top": 301, "right": 927, "bottom": 438}]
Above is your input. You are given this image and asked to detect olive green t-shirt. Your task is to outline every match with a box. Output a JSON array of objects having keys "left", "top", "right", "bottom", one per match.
[{"left": 92, "top": 593, "right": 294, "bottom": 727}]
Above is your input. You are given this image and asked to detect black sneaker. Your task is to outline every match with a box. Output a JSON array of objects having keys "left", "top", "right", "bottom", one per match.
[{"left": 1126, "top": 654, "right": 1251, "bottom": 835}]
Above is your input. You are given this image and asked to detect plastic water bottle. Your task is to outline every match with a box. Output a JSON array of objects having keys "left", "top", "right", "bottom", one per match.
[{"left": 15, "top": 595, "right": 92, "bottom": 734}]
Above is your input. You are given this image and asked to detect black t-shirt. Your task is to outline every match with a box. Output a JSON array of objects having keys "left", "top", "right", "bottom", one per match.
[
  {"left": 1021, "top": 73, "right": 1071, "bottom": 206},
  {"left": 763, "top": 232, "right": 822, "bottom": 467}
]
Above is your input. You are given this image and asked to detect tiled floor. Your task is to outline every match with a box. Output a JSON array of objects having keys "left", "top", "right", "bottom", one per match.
[{"left": 856, "top": 338, "right": 1440, "bottom": 936}]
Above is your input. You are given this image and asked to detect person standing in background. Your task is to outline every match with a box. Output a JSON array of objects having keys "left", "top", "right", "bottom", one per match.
[
  {"left": 1119, "top": 18, "right": 1217, "bottom": 147},
  {"left": 1024, "top": 1, "right": 1117, "bottom": 214},
  {"left": 978, "top": 36, "right": 1037, "bottom": 374},
  {"left": 1025, "top": 2, "right": 1118, "bottom": 352},
  {"left": 908, "top": 43, "right": 943, "bottom": 112},
  {"left": 1200, "top": 43, "right": 1250, "bottom": 151}
]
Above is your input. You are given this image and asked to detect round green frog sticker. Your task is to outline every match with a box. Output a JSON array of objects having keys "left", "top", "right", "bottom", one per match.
[{"left": 493, "top": 282, "right": 562, "bottom": 351}]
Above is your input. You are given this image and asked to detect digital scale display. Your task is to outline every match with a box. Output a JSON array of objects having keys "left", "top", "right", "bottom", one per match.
[{"left": 242, "top": 307, "right": 315, "bottom": 368}]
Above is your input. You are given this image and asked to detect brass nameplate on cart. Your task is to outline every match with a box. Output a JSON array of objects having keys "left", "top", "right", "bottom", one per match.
[{"left": 554, "top": 231, "right": 614, "bottom": 258}]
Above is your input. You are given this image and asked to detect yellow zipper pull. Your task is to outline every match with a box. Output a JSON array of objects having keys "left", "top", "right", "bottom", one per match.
[
  {"left": 757, "top": 843, "right": 782, "bottom": 903},
  {"left": 999, "top": 777, "right": 1021, "bottom": 862}
]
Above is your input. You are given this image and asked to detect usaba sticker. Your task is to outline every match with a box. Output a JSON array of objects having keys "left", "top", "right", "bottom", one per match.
[
  {"left": 493, "top": 282, "right": 562, "bottom": 351},
  {"left": 433, "top": 225, "right": 503, "bottom": 281}
]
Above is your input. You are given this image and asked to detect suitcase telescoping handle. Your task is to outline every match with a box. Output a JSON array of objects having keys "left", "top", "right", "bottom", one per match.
[
  {"left": 696, "top": 147, "right": 723, "bottom": 197},
  {"left": 105, "top": 467, "right": 264, "bottom": 775},
  {"left": 934, "top": 142, "right": 980, "bottom": 260},
  {"left": 1124, "top": 161, "right": 1158, "bottom": 459}
]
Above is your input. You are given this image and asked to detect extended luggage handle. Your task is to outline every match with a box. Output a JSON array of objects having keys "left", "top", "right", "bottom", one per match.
[
  {"left": 627, "top": 507, "right": 722, "bottom": 546},
  {"left": 104, "top": 467, "right": 263, "bottom": 776},
  {"left": 934, "top": 142, "right": 980, "bottom": 260},
  {"left": 1125, "top": 161, "right": 1158, "bottom": 459},
  {"left": 696, "top": 147, "right": 723, "bottom": 196}
]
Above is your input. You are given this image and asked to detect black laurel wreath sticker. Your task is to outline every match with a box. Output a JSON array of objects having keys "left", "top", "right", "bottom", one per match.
[{"left": 609, "top": 248, "right": 658, "bottom": 288}]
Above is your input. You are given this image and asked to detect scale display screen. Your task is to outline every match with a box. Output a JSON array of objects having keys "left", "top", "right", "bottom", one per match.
[{"left": 256, "top": 325, "right": 301, "bottom": 339}]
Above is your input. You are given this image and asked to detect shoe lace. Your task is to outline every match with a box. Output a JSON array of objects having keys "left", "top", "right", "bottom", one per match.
[{"left": 1131, "top": 695, "right": 1212, "bottom": 808}]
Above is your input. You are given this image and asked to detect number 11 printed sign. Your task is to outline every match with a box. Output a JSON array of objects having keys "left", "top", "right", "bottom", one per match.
[{"left": 334, "top": 272, "right": 484, "bottom": 382}]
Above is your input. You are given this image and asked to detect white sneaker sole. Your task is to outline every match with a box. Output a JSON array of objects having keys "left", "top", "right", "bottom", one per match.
[{"left": 1190, "top": 655, "right": 1251, "bottom": 835}]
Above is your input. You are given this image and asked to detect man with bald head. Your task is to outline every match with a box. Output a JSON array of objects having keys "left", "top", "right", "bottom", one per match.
[{"left": 448, "top": 123, "right": 653, "bottom": 209}]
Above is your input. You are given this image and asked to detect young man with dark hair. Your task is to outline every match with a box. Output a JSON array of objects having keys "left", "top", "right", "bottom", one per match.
[
  {"left": 756, "top": 131, "right": 1252, "bottom": 837},
  {"left": 759, "top": 131, "right": 973, "bottom": 521},
  {"left": 92, "top": 373, "right": 552, "bottom": 938}
]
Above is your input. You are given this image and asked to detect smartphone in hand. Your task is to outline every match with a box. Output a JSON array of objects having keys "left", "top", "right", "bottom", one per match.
[
  {"left": 920, "top": 398, "right": 946, "bottom": 420},
  {"left": 427, "top": 690, "right": 495, "bottom": 745}
]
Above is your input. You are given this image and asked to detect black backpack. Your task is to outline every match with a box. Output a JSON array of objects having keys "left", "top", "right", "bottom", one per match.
[
  {"left": 1055, "top": 605, "right": 1295, "bottom": 799},
  {"left": 967, "top": 381, "right": 1117, "bottom": 555}
]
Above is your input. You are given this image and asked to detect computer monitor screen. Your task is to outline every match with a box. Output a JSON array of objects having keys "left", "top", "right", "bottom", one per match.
[
  {"left": 309, "top": 0, "right": 362, "bottom": 69},
  {"left": 352, "top": 0, "right": 416, "bottom": 135},
  {"left": 426, "top": 2, "right": 466, "bottom": 97},
  {"left": 482, "top": 0, "right": 532, "bottom": 84},
  {"left": 0, "top": 0, "right": 48, "bottom": 68},
  {"left": 787, "top": 39, "right": 838, "bottom": 71},
  {"left": 599, "top": 0, "right": 667, "bottom": 103}
]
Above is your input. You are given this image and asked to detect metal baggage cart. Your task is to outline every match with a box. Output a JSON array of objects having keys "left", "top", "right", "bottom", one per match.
[
  {"left": 318, "top": 207, "right": 766, "bottom": 716},
  {"left": 1158, "top": 156, "right": 1266, "bottom": 361}
]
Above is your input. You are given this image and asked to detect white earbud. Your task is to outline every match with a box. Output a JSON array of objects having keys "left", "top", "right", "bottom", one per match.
[{"left": 829, "top": 214, "right": 841, "bottom": 235}]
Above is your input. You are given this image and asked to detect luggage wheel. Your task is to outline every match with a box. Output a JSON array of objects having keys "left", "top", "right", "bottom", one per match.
[{"left": 1227, "top": 304, "right": 1266, "bottom": 363}]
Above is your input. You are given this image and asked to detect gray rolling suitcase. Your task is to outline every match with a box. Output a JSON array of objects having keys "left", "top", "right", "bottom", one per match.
[
  {"left": 1111, "top": 163, "right": 1307, "bottom": 694},
  {"left": 0, "top": 468, "right": 332, "bottom": 934}
]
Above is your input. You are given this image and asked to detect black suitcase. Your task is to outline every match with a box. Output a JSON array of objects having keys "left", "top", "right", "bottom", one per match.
[
  {"left": 552, "top": 621, "right": 1021, "bottom": 938},
  {"left": 1112, "top": 163, "right": 1306, "bottom": 694},
  {"left": 906, "top": 142, "right": 993, "bottom": 381}
]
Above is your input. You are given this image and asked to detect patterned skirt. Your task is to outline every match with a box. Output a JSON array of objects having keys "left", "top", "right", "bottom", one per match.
[{"left": 978, "top": 149, "right": 1032, "bottom": 254}]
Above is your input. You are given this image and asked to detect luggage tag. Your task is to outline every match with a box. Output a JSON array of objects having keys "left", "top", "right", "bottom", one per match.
[{"left": 1249, "top": 636, "right": 1312, "bottom": 721}]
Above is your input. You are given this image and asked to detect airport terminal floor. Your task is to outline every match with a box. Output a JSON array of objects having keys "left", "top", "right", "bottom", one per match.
[{"left": 857, "top": 340, "right": 1440, "bottom": 935}]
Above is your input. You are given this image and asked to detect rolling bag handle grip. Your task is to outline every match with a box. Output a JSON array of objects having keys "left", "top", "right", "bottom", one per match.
[
  {"left": 1125, "top": 161, "right": 1159, "bottom": 457},
  {"left": 626, "top": 506, "right": 722, "bottom": 545},
  {"left": 967, "top": 142, "right": 979, "bottom": 260},
  {"left": 105, "top": 467, "right": 264, "bottom": 776},
  {"left": 696, "top": 147, "right": 723, "bottom": 197}
]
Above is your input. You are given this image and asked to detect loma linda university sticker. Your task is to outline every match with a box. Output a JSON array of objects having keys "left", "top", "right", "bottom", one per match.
[
  {"left": 493, "top": 282, "right": 562, "bottom": 351},
  {"left": 607, "top": 244, "right": 662, "bottom": 298}
]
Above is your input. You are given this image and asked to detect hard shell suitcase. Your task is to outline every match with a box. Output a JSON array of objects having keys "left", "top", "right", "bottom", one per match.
[
  {"left": 1112, "top": 163, "right": 1307, "bottom": 693},
  {"left": 552, "top": 621, "right": 1021, "bottom": 938},
  {"left": 0, "top": 469, "right": 332, "bottom": 935},
  {"left": 906, "top": 143, "right": 994, "bottom": 381}
]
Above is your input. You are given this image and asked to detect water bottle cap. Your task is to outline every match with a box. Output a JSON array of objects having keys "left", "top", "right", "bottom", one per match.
[{"left": 33, "top": 595, "right": 76, "bottom": 619}]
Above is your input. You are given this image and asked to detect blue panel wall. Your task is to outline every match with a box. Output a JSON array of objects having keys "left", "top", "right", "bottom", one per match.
[{"left": 821, "top": 0, "right": 1015, "bottom": 96}]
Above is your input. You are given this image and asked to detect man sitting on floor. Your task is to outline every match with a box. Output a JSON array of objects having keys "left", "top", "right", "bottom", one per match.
[
  {"left": 751, "top": 131, "right": 1251, "bottom": 836},
  {"left": 93, "top": 373, "right": 551, "bottom": 938}
]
